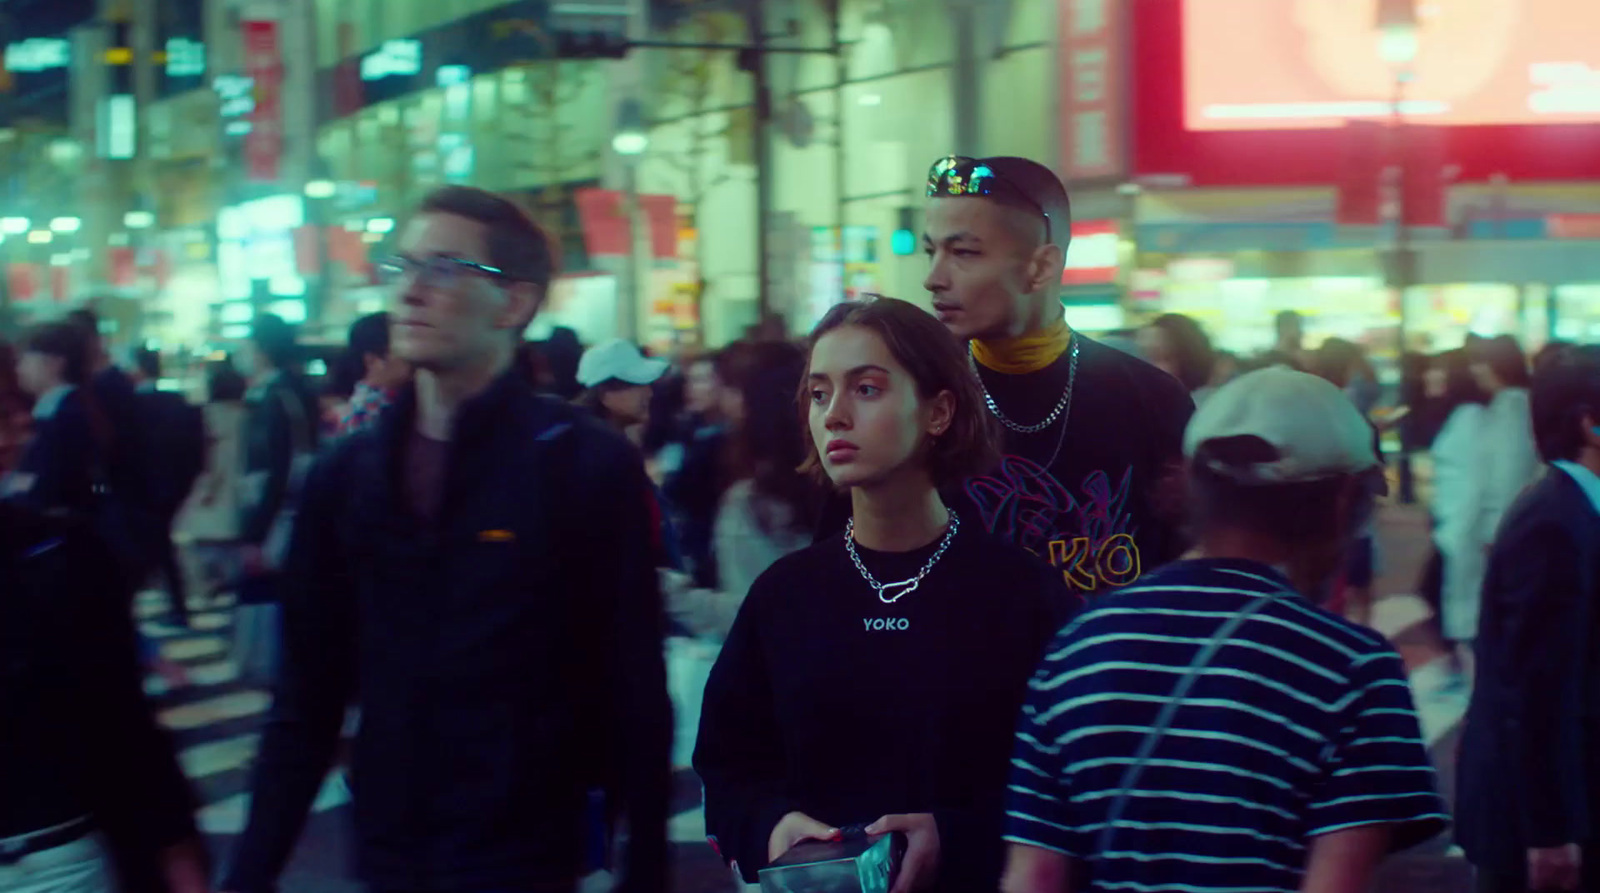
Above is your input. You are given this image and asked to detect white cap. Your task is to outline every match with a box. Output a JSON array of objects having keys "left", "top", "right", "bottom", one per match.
[
  {"left": 1184, "top": 366, "right": 1380, "bottom": 485},
  {"left": 577, "top": 338, "right": 668, "bottom": 388}
]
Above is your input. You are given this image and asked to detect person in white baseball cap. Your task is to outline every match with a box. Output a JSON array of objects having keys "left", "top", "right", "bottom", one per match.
[
  {"left": 1184, "top": 363, "right": 1386, "bottom": 485},
  {"left": 577, "top": 338, "right": 669, "bottom": 442},
  {"left": 1003, "top": 366, "right": 1444, "bottom": 893}
]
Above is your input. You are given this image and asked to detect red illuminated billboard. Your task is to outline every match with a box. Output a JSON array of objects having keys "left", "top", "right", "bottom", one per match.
[
  {"left": 1131, "top": 0, "right": 1600, "bottom": 185},
  {"left": 1183, "top": 0, "right": 1600, "bottom": 132}
]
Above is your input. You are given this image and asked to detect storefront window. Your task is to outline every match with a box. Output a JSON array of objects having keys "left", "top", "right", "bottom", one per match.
[
  {"left": 1555, "top": 284, "right": 1600, "bottom": 342},
  {"left": 1409, "top": 283, "right": 1521, "bottom": 352}
]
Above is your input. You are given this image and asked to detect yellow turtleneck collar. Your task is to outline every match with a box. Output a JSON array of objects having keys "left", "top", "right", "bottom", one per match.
[{"left": 971, "top": 317, "right": 1072, "bottom": 375}]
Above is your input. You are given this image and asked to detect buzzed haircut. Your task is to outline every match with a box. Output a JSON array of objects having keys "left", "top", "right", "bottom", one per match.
[
  {"left": 971, "top": 156, "right": 1073, "bottom": 254},
  {"left": 417, "top": 186, "right": 559, "bottom": 293}
]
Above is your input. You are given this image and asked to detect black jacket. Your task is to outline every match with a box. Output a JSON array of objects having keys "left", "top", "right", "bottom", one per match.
[
  {"left": 134, "top": 387, "right": 206, "bottom": 518},
  {"left": 1457, "top": 468, "right": 1600, "bottom": 877},
  {"left": 7, "top": 388, "right": 100, "bottom": 514},
  {"left": 0, "top": 503, "right": 198, "bottom": 855},
  {"left": 662, "top": 421, "right": 727, "bottom": 589},
  {"left": 93, "top": 366, "right": 149, "bottom": 509},
  {"left": 222, "top": 372, "right": 672, "bottom": 893},
  {"left": 239, "top": 372, "right": 318, "bottom": 545}
]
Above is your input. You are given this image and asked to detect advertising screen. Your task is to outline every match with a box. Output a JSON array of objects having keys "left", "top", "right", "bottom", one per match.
[{"left": 1182, "top": 0, "right": 1600, "bottom": 131}]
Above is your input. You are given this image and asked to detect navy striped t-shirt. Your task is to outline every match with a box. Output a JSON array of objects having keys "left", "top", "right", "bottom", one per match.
[{"left": 1005, "top": 559, "right": 1448, "bottom": 893}]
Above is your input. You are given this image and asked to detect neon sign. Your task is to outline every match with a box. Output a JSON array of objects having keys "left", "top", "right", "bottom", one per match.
[{"left": 361, "top": 40, "right": 422, "bottom": 81}]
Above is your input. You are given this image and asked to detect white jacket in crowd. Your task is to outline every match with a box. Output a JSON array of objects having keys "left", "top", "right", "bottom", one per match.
[{"left": 1432, "top": 388, "right": 1542, "bottom": 642}]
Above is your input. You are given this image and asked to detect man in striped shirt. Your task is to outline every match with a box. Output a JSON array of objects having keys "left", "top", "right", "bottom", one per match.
[{"left": 1001, "top": 367, "right": 1448, "bottom": 893}]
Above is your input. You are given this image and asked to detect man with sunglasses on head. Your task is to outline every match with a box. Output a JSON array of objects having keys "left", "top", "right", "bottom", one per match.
[
  {"left": 923, "top": 156, "right": 1194, "bottom": 599},
  {"left": 220, "top": 186, "right": 672, "bottom": 893}
]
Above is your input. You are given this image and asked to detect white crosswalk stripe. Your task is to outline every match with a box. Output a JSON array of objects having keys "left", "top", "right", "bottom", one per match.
[
  {"left": 178, "top": 734, "right": 260, "bottom": 779},
  {"left": 133, "top": 588, "right": 308, "bottom": 844},
  {"left": 197, "top": 772, "right": 353, "bottom": 836},
  {"left": 159, "top": 691, "right": 273, "bottom": 731}
]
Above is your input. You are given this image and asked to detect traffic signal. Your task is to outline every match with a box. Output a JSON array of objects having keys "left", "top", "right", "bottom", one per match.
[
  {"left": 891, "top": 207, "right": 917, "bottom": 256},
  {"left": 554, "top": 30, "right": 630, "bottom": 59}
]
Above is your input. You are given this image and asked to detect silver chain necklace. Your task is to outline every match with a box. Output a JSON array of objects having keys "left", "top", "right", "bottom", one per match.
[
  {"left": 845, "top": 510, "right": 960, "bottom": 604},
  {"left": 968, "top": 337, "right": 1080, "bottom": 435}
]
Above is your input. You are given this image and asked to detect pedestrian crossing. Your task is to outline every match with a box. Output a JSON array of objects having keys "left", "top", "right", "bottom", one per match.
[
  {"left": 132, "top": 587, "right": 728, "bottom": 892},
  {"left": 134, "top": 590, "right": 354, "bottom": 842},
  {"left": 134, "top": 587, "right": 1467, "bottom": 892}
]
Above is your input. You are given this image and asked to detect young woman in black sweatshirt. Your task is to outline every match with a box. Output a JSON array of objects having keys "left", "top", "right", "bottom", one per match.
[{"left": 694, "top": 297, "right": 1077, "bottom": 893}]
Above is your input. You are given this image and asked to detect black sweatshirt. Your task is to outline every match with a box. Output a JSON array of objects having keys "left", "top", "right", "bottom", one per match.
[
  {"left": 693, "top": 520, "right": 1075, "bottom": 891},
  {"left": 817, "top": 336, "right": 1194, "bottom": 600}
]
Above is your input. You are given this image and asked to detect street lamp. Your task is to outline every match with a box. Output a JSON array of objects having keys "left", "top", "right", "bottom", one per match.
[
  {"left": 1378, "top": 0, "right": 1420, "bottom": 503},
  {"left": 1376, "top": 0, "right": 1418, "bottom": 348},
  {"left": 611, "top": 98, "right": 649, "bottom": 157},
  {"left": 612, "top": 98, "right": 650, "bottom": 342},
  {"left": 1377, "top": 0, "right": 1419, "bottom": 68}
]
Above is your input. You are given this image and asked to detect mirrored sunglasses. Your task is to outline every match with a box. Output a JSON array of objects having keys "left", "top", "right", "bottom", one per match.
[{"left": 926, "top": 155, "right": 1052, "bottom": 243}]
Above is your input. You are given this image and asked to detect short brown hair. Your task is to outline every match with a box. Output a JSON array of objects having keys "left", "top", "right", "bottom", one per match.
[
  {"left": 798, "top": 297, "right": 1000, "bottom": 487},
  {"left": 416, "top": 186, "right": 559, "bottom": 292}
]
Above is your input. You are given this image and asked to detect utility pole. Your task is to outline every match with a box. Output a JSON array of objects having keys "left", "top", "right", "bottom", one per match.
[
  {"left": 949, "top": 0, "right": 981, "bottom": 155},
  {"left": 829, "top": 0, "right": 847, "bottom": 301},
  {"left": 556, "top": 21, "right": 839, "bottom": 331},
  {"left": 742, "top": 2, "right": 775, "bottom": 325}
]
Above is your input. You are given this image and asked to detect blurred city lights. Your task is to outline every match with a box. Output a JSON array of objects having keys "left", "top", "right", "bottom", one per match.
[
  {"left": 1376, "top": 0, "right": 1420, "bottom": 66},
  {"left": 217, "top": 207, "right": 249, "bottom": 241},
  {"left": 304, "top": 179, "right": 337, "bottom": 199},
  {"left": 612, "top": 98, "right": 649, "bottom": 157},
  {"left": 612, "top": 132, "right": 648, "bottom": 156},
  {"left": 366, "top": 217, "right": 396, "bottom": 234},
  {"left": 125, "top": 210, "right": 156, "bottom": 229},
  {"left": 49, "top": 216, "right": 82, "bottom": 233},
  {"left": 244, "top": 194, "right": 305, "bottom": 231},
  {"left": 1, "top": 217, "right": 29, "bottom": 234},
  {"left": 48, "top": 139, "right": 83, "bottom": 164},
  {"left": 27, "top": 230, "right": 52, "bottom": 244},
  {"left": 268, "top": 298, "right": 309, "bottom": 324},
  {"left": 269, "top": 274, "right": 307, "bottom": 297},
  {"left": 1378, "top": 27, "right": 1419, "bottom": 67}
]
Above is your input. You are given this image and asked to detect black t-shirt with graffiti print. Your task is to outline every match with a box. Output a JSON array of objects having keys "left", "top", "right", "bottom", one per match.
[{"left": 948, "top": 333, "right": 1194, "bottom": 599}]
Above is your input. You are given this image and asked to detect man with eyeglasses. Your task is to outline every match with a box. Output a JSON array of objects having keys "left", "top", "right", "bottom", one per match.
[
  {"left": 923, "top": 156, "right": 1194, "bottom": 599},
  {"left": 221, "top": 186, "right": 672, "bottom": 893}
]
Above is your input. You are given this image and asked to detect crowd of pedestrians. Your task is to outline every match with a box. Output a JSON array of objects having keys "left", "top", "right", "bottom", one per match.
[{"left": 0, "top": 155, "right": 1597, "bottom": 893}]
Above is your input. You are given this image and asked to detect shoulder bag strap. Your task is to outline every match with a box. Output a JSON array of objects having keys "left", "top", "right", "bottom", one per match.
[{"left": 1092, "top": 589, "right": 1289, "bottom": 858}]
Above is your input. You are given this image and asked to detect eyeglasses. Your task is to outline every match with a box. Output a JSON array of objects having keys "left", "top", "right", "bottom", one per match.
[
  {"left": 377, "top": 254, "right": 506, "bottom": 286},
  {"left": 926, "top": 156, "right": 1052, "bottom": 244}
]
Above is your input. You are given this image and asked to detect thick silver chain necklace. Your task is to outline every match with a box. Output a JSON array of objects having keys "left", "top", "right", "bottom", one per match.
[
  {"left": 845, "top": 510, "right": 960, "bottom": 604},
  {"left": 968, "top": 337, "right": 1080, "bottom": 435}
]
